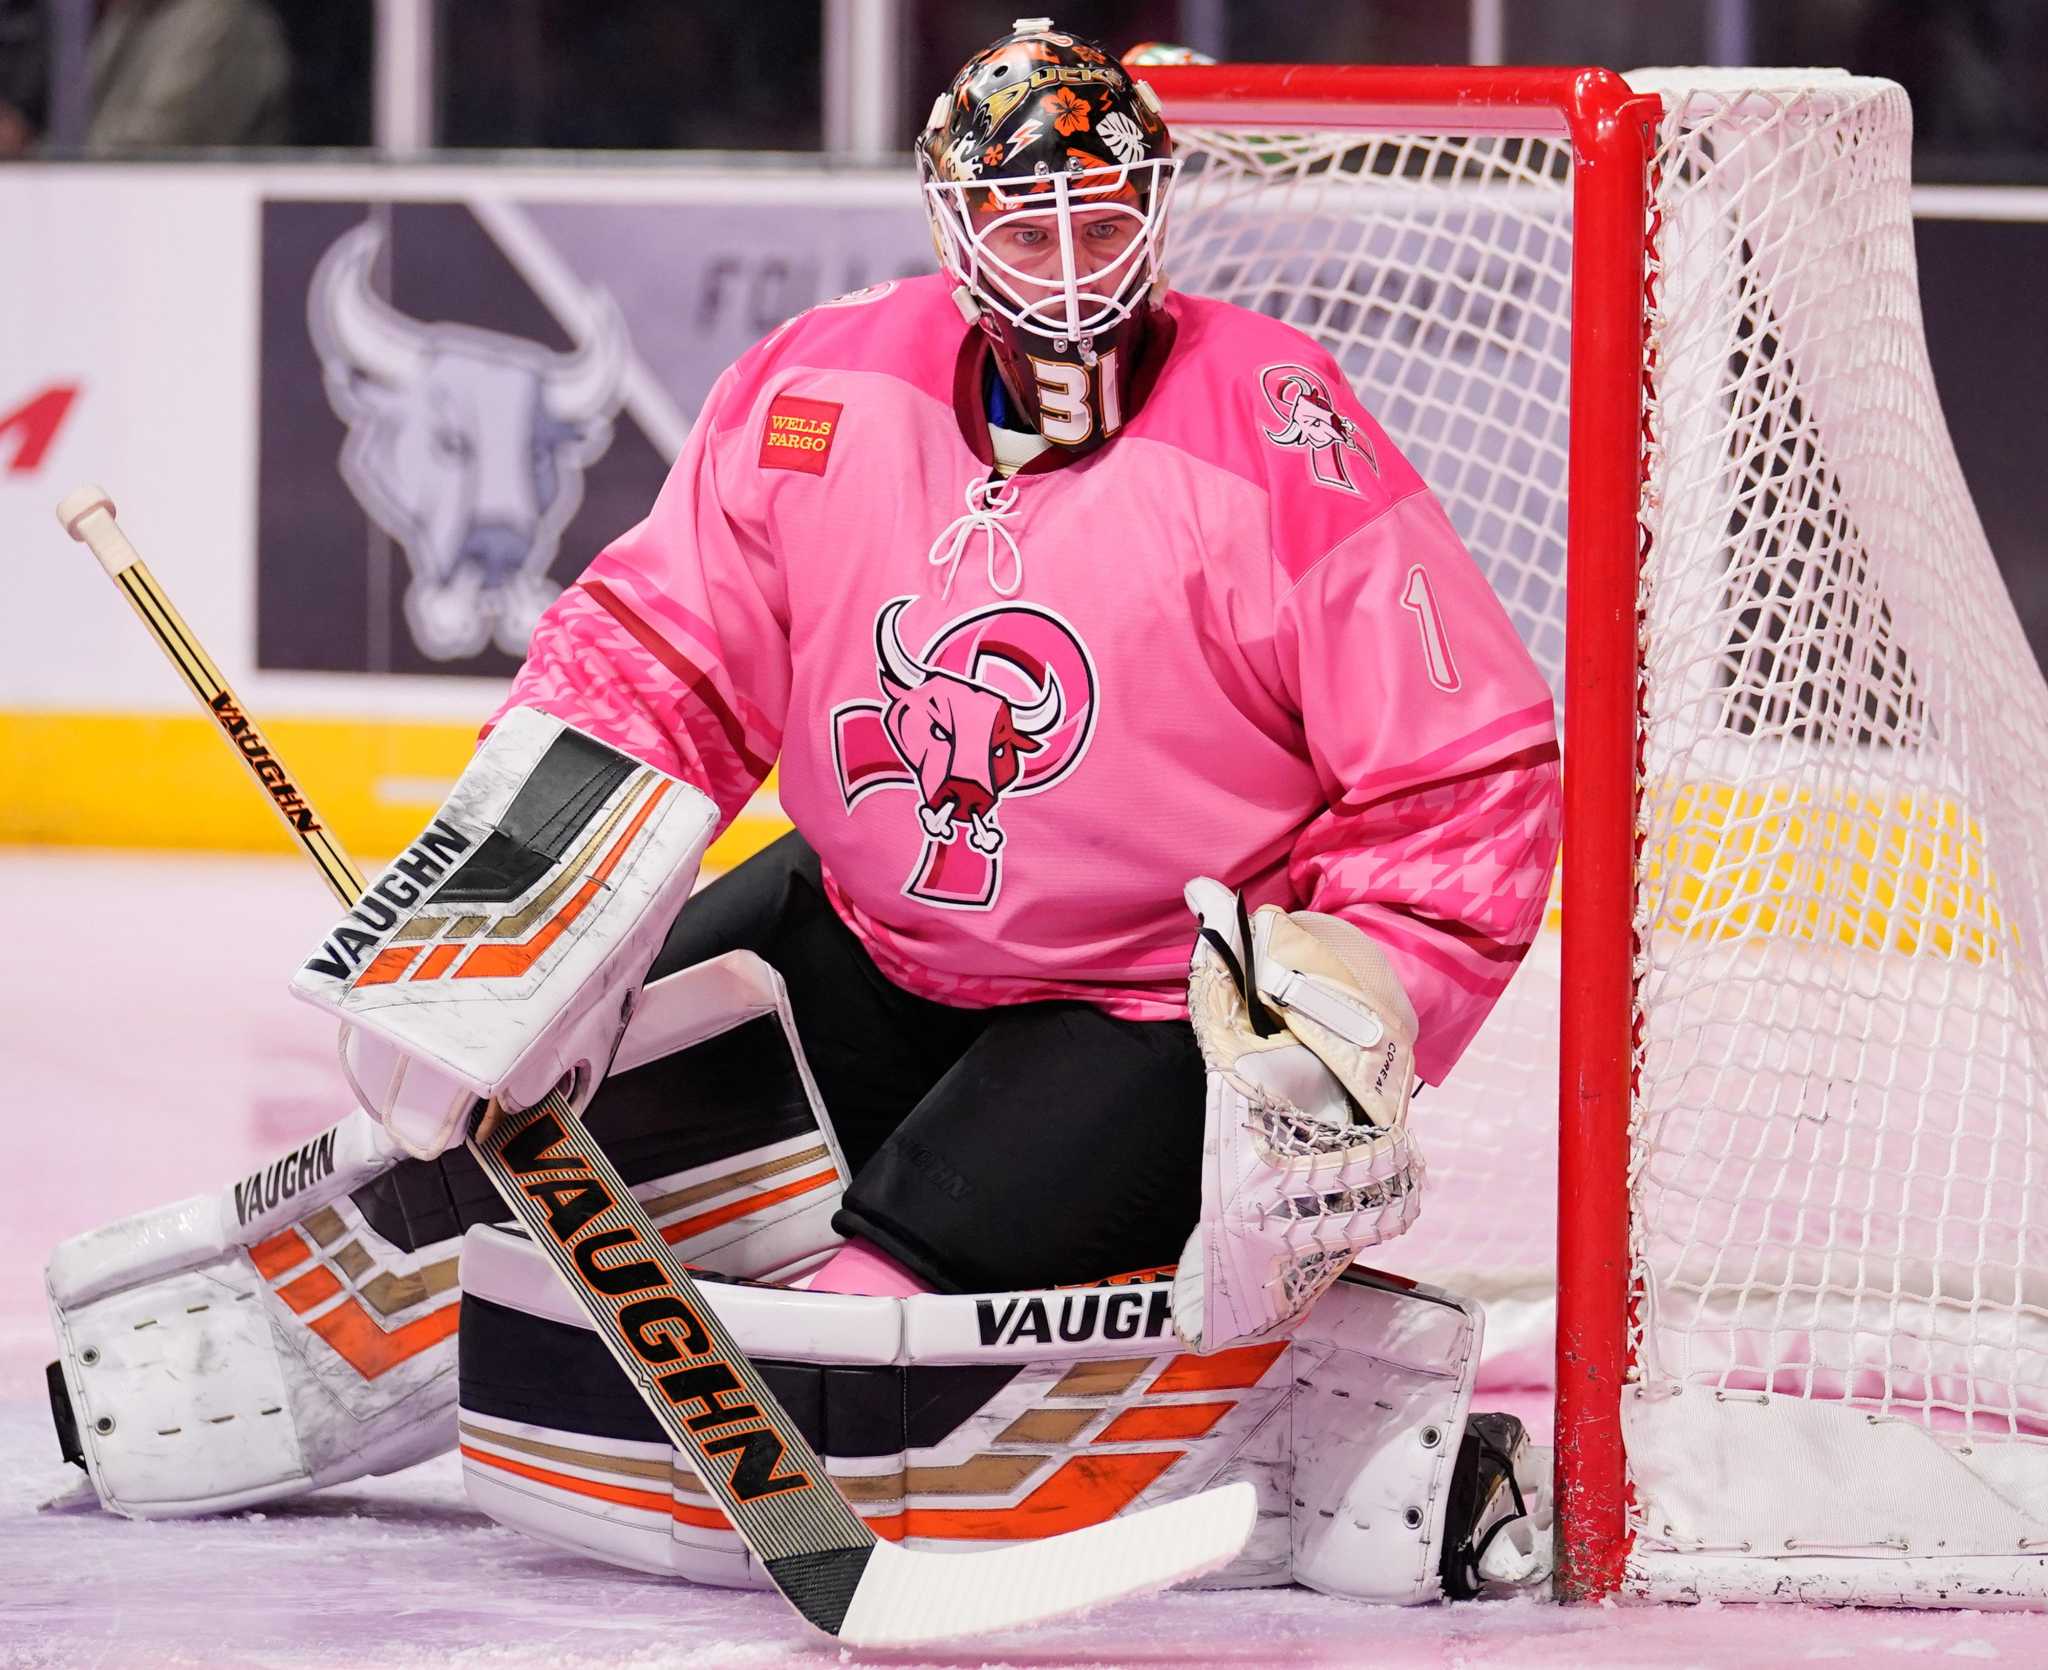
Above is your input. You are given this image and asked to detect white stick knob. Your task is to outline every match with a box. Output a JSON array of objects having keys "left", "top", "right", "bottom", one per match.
[{"left": 55, "top": 485, "right": 141, "bottom": 578}]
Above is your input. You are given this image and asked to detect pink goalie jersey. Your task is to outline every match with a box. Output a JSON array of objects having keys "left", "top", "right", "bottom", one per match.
[{"left": 496, "top": 274, "right": 1560, "bottom": 1084}]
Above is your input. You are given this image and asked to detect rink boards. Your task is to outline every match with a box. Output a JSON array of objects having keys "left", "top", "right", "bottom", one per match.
[{"left": 0, "top": 159, "right": 934, "bottom": 864}]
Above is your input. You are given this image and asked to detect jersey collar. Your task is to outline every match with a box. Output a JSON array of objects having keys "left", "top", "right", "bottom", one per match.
[{"left": 947, "top": 303, "right": 1181, "bottom": 477}]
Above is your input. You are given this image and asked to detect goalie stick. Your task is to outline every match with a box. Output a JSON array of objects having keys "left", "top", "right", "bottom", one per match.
[{"left": 54, "top": 485, "right": 1255, "bottom": 1646}]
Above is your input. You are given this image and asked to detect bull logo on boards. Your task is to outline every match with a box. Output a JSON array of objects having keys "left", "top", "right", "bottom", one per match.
[
  {"left": 308, "top": 222, "right": 629, "bottom": 661},
  {"left": 832, "top": 598, "right": 1097, "bottom": 910},
  {"left": 1259, "top": 362, "right": 1379, "bottom": 495}
]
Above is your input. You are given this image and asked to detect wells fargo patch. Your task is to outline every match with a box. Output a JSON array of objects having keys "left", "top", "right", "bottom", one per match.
[{"left": 759, "top": 395, "right": 843, "bottom": 475}]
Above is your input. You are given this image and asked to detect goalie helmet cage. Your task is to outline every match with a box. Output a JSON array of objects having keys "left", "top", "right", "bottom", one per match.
[{"left": 1145, "top": 64, "right": 2048, "bottom": 1606}]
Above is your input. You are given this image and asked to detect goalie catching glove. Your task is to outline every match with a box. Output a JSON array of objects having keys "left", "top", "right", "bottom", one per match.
[
  {"left": 1174, "top": 878, "right": 1425, "bottom": 1353},
  {"left": 292, "top": 708, "right": 717, "bottom": 1159}
]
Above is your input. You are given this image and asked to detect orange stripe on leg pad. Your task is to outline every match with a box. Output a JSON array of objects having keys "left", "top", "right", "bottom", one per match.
[
  {"left": 658, "top": 1169, "right": 838, "bottom": 1245},
  {"left": 870, "top": 1452, "right": 1183, "bottom": 1543},
  {"left": 1148, "top": 1341, "right": 1289, "bottom": 1393},
  {"left": 248, "top": 1228, "right": 311, "bottom": 1280},
  {"left": 462, "top": 1443, "right": 675, "bottom": 1515},
  {"left": 275, "top": 1264, "right": 342, "bottom": 1315},
  {"left": 306, "top": 1297, "right": 459, "bottom": 1380},
  {"left": 1094, "top": 1401, "right": 1234, "bottom": 1443},
  {"left": 461, "top": 1443, "right": 741, "bottom": 1534},
  {"left": 461, "top": 1443, "right": 1180, "bottom": 1546}
]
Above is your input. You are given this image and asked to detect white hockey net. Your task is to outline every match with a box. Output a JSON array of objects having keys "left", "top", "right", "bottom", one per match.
[
  {"left": 1168, "top": 71, "right": 2048, "bottom": 1600},
  {"left": 1168, "top": 109, "right": 1574, "bottom": 1380}
]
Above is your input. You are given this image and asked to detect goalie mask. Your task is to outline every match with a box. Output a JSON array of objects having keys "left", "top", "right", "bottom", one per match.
[{"left": 919, "top": 18, "right": 1177, "bottom": 448}]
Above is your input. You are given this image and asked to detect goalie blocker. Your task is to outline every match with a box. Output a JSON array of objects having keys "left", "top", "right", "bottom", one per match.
[
  {"left": 296, "top": 705, "right": 716, "bottom": 1162},
  {"left": 457, "top": 1224, "right": 1550, "bottom": 1603}
]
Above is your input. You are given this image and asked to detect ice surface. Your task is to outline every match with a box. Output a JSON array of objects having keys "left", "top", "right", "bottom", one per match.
[{"left": 5, "top": 853, "right": 2047, "bottom": 1668}]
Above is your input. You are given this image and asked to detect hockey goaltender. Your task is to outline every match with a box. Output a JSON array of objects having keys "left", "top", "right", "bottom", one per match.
[{"left": 45, "top": 17, "right": 1560, "bottom": 1611}]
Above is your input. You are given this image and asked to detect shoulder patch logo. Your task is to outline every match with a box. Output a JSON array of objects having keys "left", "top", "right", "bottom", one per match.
[
  {"left": 830, "top": 597, "right": 1098, "bottom": 911},
  {"left": 759, "top": 395, "right": 843, "bottom": 475},
  {"left": 816, "top": 281, "right": 897, "bottom": 309},
  {"left": 1258, "top": 363, "right": 1379, "bottom": 495}
]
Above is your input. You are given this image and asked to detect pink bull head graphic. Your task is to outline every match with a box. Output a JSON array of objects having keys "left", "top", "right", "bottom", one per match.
[
  {"left": 1260, "top": 363, "right": 1379, "bottom": 495},
  {"left": 832, "top": 598, "right": 1097, "bottom": 909}
]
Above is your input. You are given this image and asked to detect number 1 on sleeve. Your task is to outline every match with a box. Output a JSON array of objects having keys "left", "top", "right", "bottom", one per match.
[{"left": 1400, "top": 563, "right": 1461, "bottom": 693}]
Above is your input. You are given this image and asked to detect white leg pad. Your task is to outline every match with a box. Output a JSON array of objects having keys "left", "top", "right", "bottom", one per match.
[
  {"left": 458, "top": 1228, "right": 1489, "bottom": 1603},
  {"left": 45, "top": 953, "right": 851, "bottom": 1520},
  {"left": 1289, "top": 1271, "right": 1484, "bottom": 1603},
  {"left": 47, "top": 1111, "right": 461, "bottom": 1519}
]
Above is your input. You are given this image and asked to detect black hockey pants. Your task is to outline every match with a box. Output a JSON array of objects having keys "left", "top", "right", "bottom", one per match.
[{"left": 643, "top": 832, "right": 1207, "bottom": 1293}]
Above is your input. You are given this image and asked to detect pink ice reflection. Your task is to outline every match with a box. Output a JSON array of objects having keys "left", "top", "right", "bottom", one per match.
[{"left": 7, "top": 853, "right": 2048, "bottom": 1668}]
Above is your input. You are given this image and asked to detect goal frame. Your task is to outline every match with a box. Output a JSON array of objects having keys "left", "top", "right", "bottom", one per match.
[{"left": 1145, "top": 64, "right": 1662, "bottom": 1602}]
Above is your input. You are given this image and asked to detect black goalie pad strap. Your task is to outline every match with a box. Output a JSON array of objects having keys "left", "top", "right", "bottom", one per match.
[
  {"left": 351, "top": 1013, "right": 823, "bottom": 1253},
  {"left": 47, "top": 1360, "right": 84, "bottom": 1470},
  {"left": 459, "top": 1291, "right": 1020, "bottom": 1457}
]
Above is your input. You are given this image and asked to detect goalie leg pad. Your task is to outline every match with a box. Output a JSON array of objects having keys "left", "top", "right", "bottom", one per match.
[
  {"left": 457, "top": 1235, "right": 1533, "bottom": 1602},
  {"left": 460, "top": 1228, "right": 1537, "bottom": 1603},
  {"left": 1287, "top": 1268, "right": 1483, "bottom": 1603},
  {"left": 457, "top": 1224, "right": 1297, "bottom": 1591},
  {"left": 45, "top": 952, "right": 849, "bottom": 1519},
  {"left": 46, "top": 1108, "right": 460, "bottom": 1519}
]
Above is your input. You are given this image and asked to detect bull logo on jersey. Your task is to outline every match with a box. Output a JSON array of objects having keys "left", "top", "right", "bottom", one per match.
[
  {"left": 1259, "top": 363, "right": 1379, "bottom": 495},
  {"left": 831, "top": 598, "right": 1097, "bottom": 910}
]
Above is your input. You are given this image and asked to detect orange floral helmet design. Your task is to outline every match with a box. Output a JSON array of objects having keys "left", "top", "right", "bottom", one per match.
[{"left": 919, "top": 17, "right": 1177, "bottom": 448}]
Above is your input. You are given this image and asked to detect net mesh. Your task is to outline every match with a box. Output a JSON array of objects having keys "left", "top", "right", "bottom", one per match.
[
  {"left": 1168, "top": 72, "right": 2048, "bottom": 1494},
  {"left": 1169, "top": 121, "right": 1573, "bottom": 1376},
  {"left": 1630, "top": 73, "right": 2048, "bottom": 1456}
]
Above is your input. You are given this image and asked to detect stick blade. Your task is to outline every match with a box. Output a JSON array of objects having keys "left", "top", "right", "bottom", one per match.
[{"left": 831, "top": 1480, "right": 1256, "bottom": 1648}]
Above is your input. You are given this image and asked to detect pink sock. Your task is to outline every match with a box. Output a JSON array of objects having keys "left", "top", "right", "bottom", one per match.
[{"left": 803, "top": 1238, "right": 931, "bottom": 1297}]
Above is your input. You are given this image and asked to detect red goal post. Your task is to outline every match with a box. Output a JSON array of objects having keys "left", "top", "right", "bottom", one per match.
[
  {"left": 1147, "top": 63, "right": 1651, "bottom": 1602},
  {"left": 1145, "top": 63, "right": 2048, "bottom": 1608}
]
